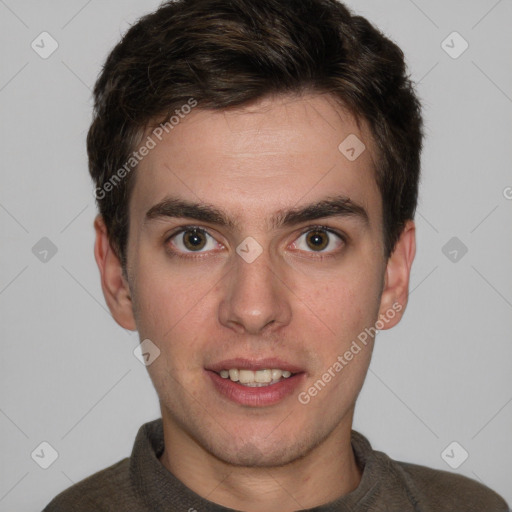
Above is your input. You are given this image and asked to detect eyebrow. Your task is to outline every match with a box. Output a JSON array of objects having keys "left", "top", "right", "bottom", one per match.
[{"left": 144, "top": 194, "right": 369, "bottom": 231}]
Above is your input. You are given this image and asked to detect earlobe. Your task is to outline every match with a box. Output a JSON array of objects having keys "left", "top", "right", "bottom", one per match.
[
  {"left": 378, "top": 220, "right": 416, "bottom": 330},
  {"left": 93, "top": 215, "right": 137, "bottom": 331}
]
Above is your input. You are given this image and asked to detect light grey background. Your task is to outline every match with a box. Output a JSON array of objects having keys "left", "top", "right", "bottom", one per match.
[{"left": 0, "top": 0, "right": 511, "bottom": 510}]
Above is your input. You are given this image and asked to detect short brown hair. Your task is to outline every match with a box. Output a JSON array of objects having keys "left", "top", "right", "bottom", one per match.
[{"left": 87, "top": 0, "right": 423, "bottom": 268}]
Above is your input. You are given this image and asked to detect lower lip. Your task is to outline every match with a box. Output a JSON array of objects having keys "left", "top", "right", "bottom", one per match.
[{"left": 206, "top": 370, "right": 305, "bottom": 407}]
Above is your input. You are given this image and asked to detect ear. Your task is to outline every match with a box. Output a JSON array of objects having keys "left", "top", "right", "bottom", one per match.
[
  {"left": 377, "top": 220, "right": 416, "bottom": 330},
  {"left": 93, "top": 215, "right": 137, "bottom": 331}
]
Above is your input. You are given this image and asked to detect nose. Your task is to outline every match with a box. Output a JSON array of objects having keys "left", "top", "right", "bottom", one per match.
[{"left": 218, "top": 247, "right": 292, "bottom": 335}]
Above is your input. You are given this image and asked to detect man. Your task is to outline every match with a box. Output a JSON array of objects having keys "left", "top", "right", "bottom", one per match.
[{"left": 44, "top": 0, "right": 509, "bottom": 510}]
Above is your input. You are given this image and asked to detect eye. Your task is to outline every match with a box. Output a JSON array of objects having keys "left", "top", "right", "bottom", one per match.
[
  {"left": 167, "top": 227, "right": 221, "bottom": 254},
  {"left": 291, "top": 227, "right": 345, "bottom": 254},
  {"left": 166, "top": 225, "right": 345, "bottom": 259}
]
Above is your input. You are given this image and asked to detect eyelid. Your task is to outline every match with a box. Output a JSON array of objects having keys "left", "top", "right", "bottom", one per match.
[
  {"left": 166, "top": 225, "right": 211, "bottom": 240},
  {"left": 296, "top": 224, "right": 346, "bottom": 242}
]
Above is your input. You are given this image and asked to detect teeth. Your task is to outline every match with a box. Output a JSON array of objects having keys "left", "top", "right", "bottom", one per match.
[
  {"left": 238, "top": 369, "right": 253, "bottom": 384},
  {"left": 218, "top": 368, "right": 294, "bottom": 385},
  {"left": 255, "top": 369, "right": 271, "bottom": 383}
]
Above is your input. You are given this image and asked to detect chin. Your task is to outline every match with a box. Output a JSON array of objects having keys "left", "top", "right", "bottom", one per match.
[
  {"left": 210, "top": 439, "right": 305, "bottom": 468},
  {"left": 201, "top": 424, "right": 325, "bottom": 468}
]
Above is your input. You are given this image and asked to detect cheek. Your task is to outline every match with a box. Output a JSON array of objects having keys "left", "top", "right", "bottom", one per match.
[
  {"left": 299, "top": 268, "right": 382, "bottom": 403},
  {"left": 131, "top": 259, "right": 215, "bottom": 357},
  {"left": 131, "top": 260, "right": 182, "bottom": 336},
  {"left": 298, "top": 262, "right": 383, "bottom": 342}
]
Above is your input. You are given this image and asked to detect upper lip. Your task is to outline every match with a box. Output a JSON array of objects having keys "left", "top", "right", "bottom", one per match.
[{"left": 206, "top": 358, "right": 304, "bottom": 374}]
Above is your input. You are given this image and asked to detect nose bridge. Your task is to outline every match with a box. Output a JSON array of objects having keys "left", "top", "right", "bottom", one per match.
[{"left": 218, "top": 244, "right": 290, "bottom": 334}]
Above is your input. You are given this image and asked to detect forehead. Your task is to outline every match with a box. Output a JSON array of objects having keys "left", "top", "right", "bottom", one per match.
[{"left": 130, "top": 93, "right": 382, "bottom": 231}]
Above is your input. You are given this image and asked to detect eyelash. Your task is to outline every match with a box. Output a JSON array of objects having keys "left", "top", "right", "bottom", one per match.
[{"left": 164, "top": 224, "right": 347, "bottom": 261}]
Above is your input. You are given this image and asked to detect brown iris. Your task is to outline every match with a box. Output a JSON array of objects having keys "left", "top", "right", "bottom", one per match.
[
  {"left": 305, "top": 230, "right": 329, "bottom": 251},
  {"left": 183, "top": 228, "right": 207, "bottom": 251}
]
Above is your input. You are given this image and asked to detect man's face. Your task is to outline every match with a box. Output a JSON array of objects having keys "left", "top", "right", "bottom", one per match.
[{"left": 118, "top": 93, "right": 399, "bottom": 466}]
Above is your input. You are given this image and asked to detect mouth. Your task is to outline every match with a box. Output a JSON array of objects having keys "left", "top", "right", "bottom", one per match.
[{"left": 205, "top": 358, "right": 306, "bottom": 406}]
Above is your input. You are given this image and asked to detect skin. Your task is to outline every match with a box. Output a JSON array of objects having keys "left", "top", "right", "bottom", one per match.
[{"left": 94, "top": 92, "right": 416, "bottom": 512}]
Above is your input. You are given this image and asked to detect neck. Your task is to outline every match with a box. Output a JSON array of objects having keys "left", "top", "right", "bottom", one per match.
[{"left": 159, "top": 413, "right": 362, "bottom": 512}]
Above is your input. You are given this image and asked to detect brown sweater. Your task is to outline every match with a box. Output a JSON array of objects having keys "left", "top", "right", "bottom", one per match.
[{"left": 43, "top": 418, "right": 509, "bottom": 511}]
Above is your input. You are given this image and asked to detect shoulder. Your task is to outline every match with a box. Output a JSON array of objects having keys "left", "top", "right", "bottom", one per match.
[
  {"left": 42, "top": 457, "right": 140, "bottom": 512},
  {"left": 391, "top": 456, "right": 509, "bottom": 511},
  {"left": 351, "top": 432, "right": 508, "bottom": 512}
]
